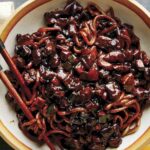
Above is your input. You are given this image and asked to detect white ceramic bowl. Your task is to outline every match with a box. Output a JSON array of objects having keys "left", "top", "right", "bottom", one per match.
[{"left": 0, "top": 0, "right": 150, "bottom": 150}]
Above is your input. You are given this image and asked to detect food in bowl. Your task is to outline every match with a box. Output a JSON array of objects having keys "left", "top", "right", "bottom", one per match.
[{"left": 5, "top": 0, "right": 150, "bottom": 149}]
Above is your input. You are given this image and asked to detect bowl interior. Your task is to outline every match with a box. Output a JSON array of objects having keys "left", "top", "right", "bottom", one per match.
[{"left": 0, "top": 0, "right": 150, "bottom": 149}]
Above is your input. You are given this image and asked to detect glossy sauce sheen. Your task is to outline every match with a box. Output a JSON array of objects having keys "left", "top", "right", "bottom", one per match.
[{"left": 5, "top": 0, "right": 150, "bottom": 150}]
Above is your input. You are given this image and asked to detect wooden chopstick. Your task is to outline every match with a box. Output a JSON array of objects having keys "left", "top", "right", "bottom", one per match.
[
  {"left": 0, "top": 39, "right": 32, "bottom": 99},
  {"left": 0, "top": 65, "right": 55, "bottom": 150},
  {"left": 0, "top": 66, "right": 33, "bottom": 120}
]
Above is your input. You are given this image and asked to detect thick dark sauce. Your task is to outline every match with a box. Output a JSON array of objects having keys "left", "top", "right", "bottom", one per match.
[{"left": 5, "top": 0, "right": 150, "bottom": 149}]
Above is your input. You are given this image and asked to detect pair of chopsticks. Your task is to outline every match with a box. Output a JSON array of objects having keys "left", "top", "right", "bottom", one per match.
[
  {"left": 0, "top": 39, "right": 55, "bottom": 150},
  {"left": 0, "top": 39, "right": 32, "bottom": 99}
]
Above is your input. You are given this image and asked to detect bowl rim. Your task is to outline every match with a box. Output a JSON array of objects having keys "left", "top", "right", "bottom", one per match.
[{"left": 0, "top": 0, "right": 150, "bottom": 150}]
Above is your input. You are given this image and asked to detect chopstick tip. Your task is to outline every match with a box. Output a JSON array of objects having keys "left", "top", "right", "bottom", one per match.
[
  {"left": 0, "top": 64, "right": 3, "bottom": 71},
  {"left": 0, "top": 38, "right": 5, "bottom": 52}
]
